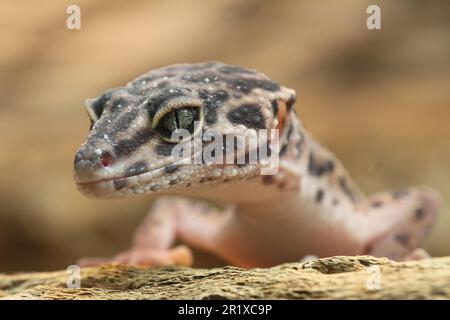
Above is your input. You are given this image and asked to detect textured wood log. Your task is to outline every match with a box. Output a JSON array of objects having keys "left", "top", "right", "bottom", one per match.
[{"left": 1, "top": 256, "right": 449, "bottom": 299}]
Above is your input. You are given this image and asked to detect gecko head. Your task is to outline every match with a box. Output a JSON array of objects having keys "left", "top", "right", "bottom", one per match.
[{"left": 74, "top": 62, "right": 296, "bottom": 199}]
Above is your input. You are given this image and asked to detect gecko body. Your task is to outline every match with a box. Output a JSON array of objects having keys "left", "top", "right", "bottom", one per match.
[{"left": 75, "top": 62, "right": 440, "bottom": 267}]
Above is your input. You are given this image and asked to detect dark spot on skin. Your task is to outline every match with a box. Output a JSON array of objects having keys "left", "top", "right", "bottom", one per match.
[
  {"left": 286, "top": 95, "right": 296, "bottom": 111},
  {"left": 127, "top": 161, "right": 148, "bottom": 176},
  {"left": 371, "top": 200, "right": 383, "bottom": 208},
  {"left": 308, "top": 152, "right": 335, "bottom": 176},
  {"left": 114, "top": 129, "right": 154, "bottom": 158},
  {"left": 146, "top": 87, "right": 185, "bottom": 118},
  {"left": 218, "top": 65, "right": 255, "bottom": 74},
  {"left": 278, "top": 181, "right": 286, "bottom": 190},
  {"left": 156, "top": 81, "right": 168, "bottom": 89},
  {"left": 333, "top": 199, "right": 339, "bottom": 206},
  {"left": 182, "top": 71, "right": 220, "bottom": 83},
  {"left": 227, "top": 104, "right": 266, "bottom": 129},
  {"left": 169, "top": 179, "right": 179, "bottom": 185},
  {"left": 164, "top": 163, "right": 179, "bottom": 174},
  {"left": 126, "top": 85, "right": 141, "bottom": 95},
  {"left": 110, "top": 97, "right": 129, "bottom": 113},
  {"left": 98, "top": 108, "right": 140, "bottom": 139},
  {"left": 199, "top": 89, "right": 229, "bottom": 125},
  {"left": 395, "top": 234, "right": 411, "bottom": 247},
  {"left": 132, "top": 74, "right": 158, "bottom": 86},
  {"left": 150, "top": 184, "right": 161, "bottom": 191},
  {"left": 392, "top": 189, "right": 409, "bottom": 199},
  {"left": 415, "top": 207, "right": 425, "bottom": 220},
  {"left": 271, "top": 100, "right": 278, "bottom": 117},
  {"left": 295, "top": 140, "right": 303, "bottom": 158},
  {"left": 279, "top": 144, "right": 288, "bottom": 156},
  {"left": 286, "top": 123, "right": 293, "bottom": 141},
  {"left": 229, "top": 78, "right": 280, "bottom": 94},
  {"left": 315, "top": 189, "right": 324, "bottom": 203},
  {"left": 205, "top": 111, "right": 217, "bottom": 125},
  {"left": 339, "top": 177, "right": 355, "bottom": 203},
  {"left": 155, "top": 143, "right": 175, "bottom": 156},
  {"left": 262, "top": 175, "right": 276, "bottom": 185},
  {"left": 114, "top": 180, "right": 126, "bottom": 191}
]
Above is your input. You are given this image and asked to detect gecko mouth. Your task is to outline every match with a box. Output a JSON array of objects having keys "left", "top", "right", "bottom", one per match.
[
  {"left": 75, "top": 152, "right": 205, "bottom": 198},
  {"left": 76, "top": 140, "right": 263, "bottom": 198},
  {"left": 76, "top": 158, "right": 189, "bottom": 184},
  {"left": 75, "top": 138, "right": 221, "bottom": 187},
  {"left": 76, "top": 165, "right": 182, "bottom": 198}
]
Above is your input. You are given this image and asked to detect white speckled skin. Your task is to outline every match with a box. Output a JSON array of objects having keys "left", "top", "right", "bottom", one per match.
[{"left": 75, "top": 62, "right": 441, "bottom": 268}]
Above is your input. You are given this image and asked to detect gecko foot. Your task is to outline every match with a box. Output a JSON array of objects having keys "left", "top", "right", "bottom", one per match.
[
  {"left": 364, "top": 186, "right": 440, "bottom": 261},
  {"left": 77, "top": 244, "right": 193, "bottom": 267},
  {"left": 403, "top": 248, "right": 431, "bottom": 261}
]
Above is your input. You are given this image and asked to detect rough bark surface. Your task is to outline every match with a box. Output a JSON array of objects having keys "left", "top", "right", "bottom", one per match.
[{"left": 1, "top": 256, "right": 449, "bottom": 300}]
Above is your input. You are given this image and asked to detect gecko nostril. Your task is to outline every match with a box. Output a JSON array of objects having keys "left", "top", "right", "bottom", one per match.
[
  {"left": 74, "top": 151, "right": 84, "bottom": 164},
  {"left": 100, "top": 151, "right": 113, "bottom": 167}
]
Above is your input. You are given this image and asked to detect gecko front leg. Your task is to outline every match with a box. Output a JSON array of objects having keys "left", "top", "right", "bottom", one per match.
[
  {"left": 78, "top": 197, "right": 234, "bottom": 267},
  {"left": 361, "top": 186, "right": 440, "bottom": 261}
]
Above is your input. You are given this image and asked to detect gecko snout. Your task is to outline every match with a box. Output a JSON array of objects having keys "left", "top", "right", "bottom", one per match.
[{"left": 74, "top": 146, "right": 116, "bottom": 183}]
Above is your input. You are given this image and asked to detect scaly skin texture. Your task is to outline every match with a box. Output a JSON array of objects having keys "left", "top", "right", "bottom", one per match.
[{"left": 74, "top": 62, "right": 441, "bottom": 268}]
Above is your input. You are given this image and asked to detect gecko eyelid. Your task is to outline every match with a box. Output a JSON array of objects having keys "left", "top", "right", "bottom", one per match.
[
  {"left": 152, "top": 106, "right": 203, "bottom": 143},
  {"left": 150, "top": 96, "right": 204, "bottom": 143}
]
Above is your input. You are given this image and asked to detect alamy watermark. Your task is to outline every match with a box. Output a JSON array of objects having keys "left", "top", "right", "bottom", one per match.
[
  {"left": 366, "top": 265, "right": 382, "bottom": 291},
  {"left": 66, "top": 265, "right": 81, "bottom": 289},
  {"left": 164, "top": 122, "right": 280, "bottom": 175},
  {"left": 366, "top": 5, "right": 381, "bottom": 30},
  {"left": 66, "top": 5, "right": 81, "bottom": 30},
  {"left": 66, "top": 4, "right": 382, "bottom": 32}
]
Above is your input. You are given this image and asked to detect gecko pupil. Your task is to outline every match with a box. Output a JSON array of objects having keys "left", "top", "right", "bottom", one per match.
[{"left": 156, "top": 107, "right": 199, "bottom": 141}]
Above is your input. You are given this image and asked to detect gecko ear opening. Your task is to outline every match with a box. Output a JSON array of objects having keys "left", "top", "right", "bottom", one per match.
[
  {"left": 276, "top": 100, "right": 287, "bottom": 134},
  {"left": 276, "top": 94, "right": 297, "bottom": 135}
]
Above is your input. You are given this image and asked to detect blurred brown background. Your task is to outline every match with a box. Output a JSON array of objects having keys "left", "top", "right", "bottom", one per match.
[{"left": 0, "top": 0, "right": 449, "bottom": 272}]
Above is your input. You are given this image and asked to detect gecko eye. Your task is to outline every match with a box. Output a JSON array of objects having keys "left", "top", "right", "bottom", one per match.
[{"left": 153, "top": 107, "right": 201, "bottom": 142}]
